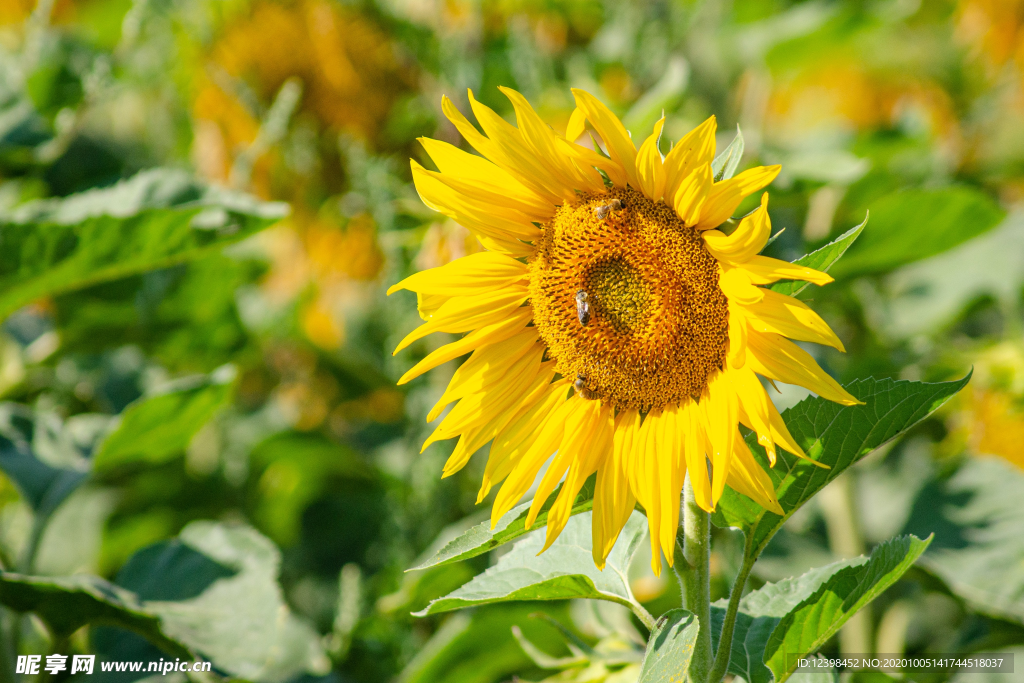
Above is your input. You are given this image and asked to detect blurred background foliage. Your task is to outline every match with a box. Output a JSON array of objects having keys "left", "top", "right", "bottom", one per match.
[{"left": 0, "top": 0, "right": 1023, "bottom": 682}]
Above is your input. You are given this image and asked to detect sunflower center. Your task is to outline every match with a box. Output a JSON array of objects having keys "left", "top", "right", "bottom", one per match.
[{"left": 528, "top": 186, "right": 729, "bottom": 412}]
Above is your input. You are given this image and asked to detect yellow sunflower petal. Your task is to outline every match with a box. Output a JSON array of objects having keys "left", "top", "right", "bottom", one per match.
[
  {"left": 412, "top": 161, "right": 542, "bottom": 242},
  {"left": 543, "top": 405, "right": 614, "bottom": 552},
  {"left": 727, "top": 302, "right": 748, "bottom": 369},
  {"left": 441, "top": 94, "right": 563, "bottom": 205},
  {"left": 388, "top": 251, "right": 529, "bottom": 297},
  {"left": 726, "top": 438, "right": 783, "bottom": 514},
  {"left": 593, "top": 410, "right": 639, "bottom": 568},
  {"left": 763, "top": 396, "right": 829, "bottom": 467},
  {"left": 703, "top": 371, "right": 738, "bottom": 507},
  {"left": 681, "top": 398, "right": 712, "bottom": 511},
  {"left": 702, "top": 192, "right": 771, "bottom": 263},
  {"left": 731, "top": 366, "right": 776, "bottom": 465},
  {"left": 696, "top": 165, "right": 781, "bottom": 231},
  {"left": 427, "top": 330, "right": 541, "bottom": 420},
  {"left": 418, "top": 137, "right": 554, "bottom": 218},
  {"left": 656, "top": 408, "right": 685, "bottom": 566},
  {"left": 720, "top": 265, "right": 765, "bottom": 305},
  {"left": 744, "top": 289, "right": 846, "bottom": 352},
  {"left": 393, "top": 288, "right": 530, "bottom": 354},
  {"left": 741, "top": 255, "right": 834, "bottom": 287},
  {"left": 566, "top": 107, "right": 586, "bottom": 142},
  {"left": 479, "top": 382, "right": 571, "bottom": 502},
  {"left": 527, "top": 399, "right": 603, "bottom": 528},
  {"left": 636, "top": 411, "right": 664, "bottom": 575},
  {"left": 468, "top": 90, "right": 576, "bottom": 203},
  {"left": 397, "top": 308, "right": 533, "bottom": 385},
  {"left": 746, "top": 332, "right": 862, "bottom": 406},
  {"left": 636, "top": 116, "right": 666, "bottom": 201},
  {"left": 491, "top": 394, "right": 579, "bottom": 525},
  {"left": 672, "top": 163, "right": 712, "bottom": 226},
  {"left": 571, "top": 88, "right": 639, "bottom": 189},
  {"left": 663, "top": 115, "right": 716, "bottom": 200}
]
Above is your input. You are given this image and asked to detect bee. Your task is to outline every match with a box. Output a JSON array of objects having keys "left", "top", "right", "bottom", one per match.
[
  {"left": 574, "top": 373, "right": 600, "bottom": 400},
  {"left": 593, "top": 197, "right": 623, "bottom": 220},
  {"left": 575, "top": 290, "right": 590, "bottom": 325}
]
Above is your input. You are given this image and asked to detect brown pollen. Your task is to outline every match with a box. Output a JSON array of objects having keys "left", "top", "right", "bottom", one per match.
[{"left": 528, "top": 186, "right": 729, "bottom": 412}]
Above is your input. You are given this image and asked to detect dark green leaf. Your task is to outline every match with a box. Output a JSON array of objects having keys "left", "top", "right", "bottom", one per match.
[
  {"left": 764, "top": 535, "right": 931, "bottom": 682},
  {"left": 0, "top": 169, "right": 287, "bottom": 320},
  {"left": 829, "top": 187, "right": 1005, "bottom": 278},
  {"left": 415, "top": 511, "right": 646, "bottom": 615},
  {"left": 0, "top": 571, "right": 189, "bottom": 656},
  {"left": 713, "top": 375, "right": 970, "bottom": 558},
  {"left": 0, "top": 435, "right": 86, "bottom": 519},
  {"left": 638, "top": 609, "right": 699, "bottom": 683},
  {"left": 771, "top": 217, "right": 867, "bottom": 297},
  {"left": 411, "top": 478, "right": 597, "bottom": 571},
  {"left": 713, "top": 126, "right": 744, "bottom": 181},
  {"left": 93, "top": 374, "right": 233, "bottom": 471}
]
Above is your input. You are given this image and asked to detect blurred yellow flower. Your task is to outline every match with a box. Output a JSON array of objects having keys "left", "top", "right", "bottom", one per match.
[{"left": 208, "top": 0, "right": 412, "bottom": 139}]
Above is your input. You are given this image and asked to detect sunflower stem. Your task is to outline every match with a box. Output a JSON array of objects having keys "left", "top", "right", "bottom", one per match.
[
  {"left": 679, "top": 474, "right": 712, "bottom": 683},
  {"left": 708, "top": 546, "right": 756, "bottom": 683}
]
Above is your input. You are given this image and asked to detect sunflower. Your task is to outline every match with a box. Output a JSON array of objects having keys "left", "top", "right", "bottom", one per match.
[{"left": 391, "top": 88, "right": 859, "bottom": 574}]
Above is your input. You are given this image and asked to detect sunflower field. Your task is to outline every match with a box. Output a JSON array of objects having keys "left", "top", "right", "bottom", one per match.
[{"left": 0, "top": 1, "right": 1022, "bottom": 682}]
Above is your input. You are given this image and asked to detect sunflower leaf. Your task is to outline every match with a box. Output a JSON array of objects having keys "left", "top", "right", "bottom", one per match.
[
  {"left": 828, "top": 186, "right": 1005, "bottom": 278},
  {"left": 712, "top": 125, "right": 744, "bottom": 181},
  {"left": 638, "top": 609, "right": 699, "bottom": 682},
  {"left": 414, "top": 511, "right": 646, "bottom": 615},
  {"left": 410, "top": 477, "right": 597, "bottom": 571},
  {"left": 0, "top": 169, "right": 287, "bottom": 321},
  {"left": 770, "top": 215, "right": 867, "bottom": 297},
  {"left": 713, "top": 374, "right": 970, "bottom": 558},
  {"left": 709, "top": 535, "right": 930, "bottom": 683},
  {"left": 0, "top": 572, "right": 191, "bottom": 656}
]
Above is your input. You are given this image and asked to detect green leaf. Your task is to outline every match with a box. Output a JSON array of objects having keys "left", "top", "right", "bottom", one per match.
[
  {"left": 712, "top": 126, "right": 744, "bottom": 181},
  {"left": 0, "top": 571, "right": 190, "bottom": 657},
  {"left": 0, "top": 434, "right": 86, "bottom": 519},
  {"left": 638, "top": 609, "right": 699, "bottom": 682},
  {"left": 93, "top": 373, "right": 233, "bottom": 471},
  {"left": 710, "top": 536, "right": 930, "bottom": 683},
  {"left": 140, "top": 521, "right": 330, "bottom": 682},
  {"left": 713, "top": 375, "right": 970, "bottom": 558},
  {"left": 764, "top": 535, "right": 931, "bottom": 682},
  {"left": 771, "top": 216, "right": 867, "bottom": 297},
  {"left": 414, "top": 511, "right": 646, "bottom": 615},
  {"left": 0, "top": 169, "right": 287, "bottom": 320},
  {"left": 398, "top": 604, "right": 577, "bottom": 683},
  {"left": 411, "top": 478, "right": 597, "bottom": 571},
  {"left": 907, "top": 456, "right": 1024, "bottom": 623},
  {"left": 829, "top": 187, "right": 1005, "bottom": 278}
]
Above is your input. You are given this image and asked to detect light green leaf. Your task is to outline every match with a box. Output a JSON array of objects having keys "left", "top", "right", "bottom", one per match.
[
  {"left": 0, "top": 571, "right": 189, "bottom": 656},
  {"left": 93, "top": 373, "right": 233, "bottom": 471},
  {"left": 415, "top": 511, "right": 646, "bottom": 615},
  {"left": 638, "top": 609, "right": 698, "bottom": 683},
  {"left": 907, "top": 457, "right": 1024, "bottom": 623},
  {"left": 829, "top": 187, "right": 1005, "bottom": 278},
  {"left": 143, "top": 521, "right": 329, "bottom": 683},
  {"left": 770, "top": 216, "right": 867, "bottom": 297},
  {"left": 712, "top": 126, "right": 744, "bottom": 181},
  {"left": 713, "top": 375, "right": 970, "bottom": 558},
  {"left": 764, "top": 535, "right": 931, "bottom": 682},
  {"left": 411, "top": 478, "right": 597, "bottom": 571},
  {"left": 398, "top": 605, "right": 576, "bottom": 683},
  {"left": 0, "top": 169, "right": 287, "bottom": 320}
]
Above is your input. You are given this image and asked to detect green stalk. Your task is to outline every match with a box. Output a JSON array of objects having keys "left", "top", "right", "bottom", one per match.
[
  {"left": 707, "top": 547, "right": 756, "bottom": 683},
  {"left": 679, "top": 474, "right": 712, "bottom": 683}
]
